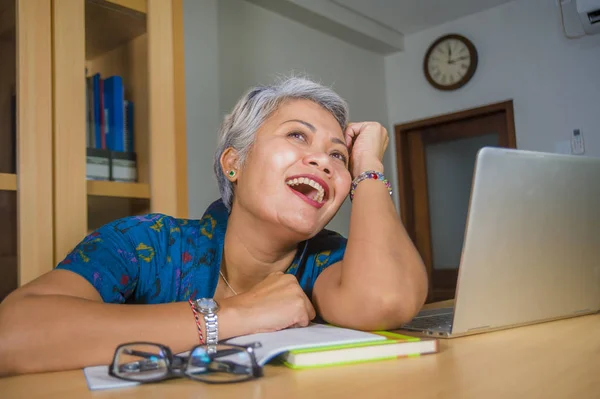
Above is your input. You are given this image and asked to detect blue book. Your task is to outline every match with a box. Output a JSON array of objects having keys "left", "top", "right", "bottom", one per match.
[
  {"left": 103, "top": 76, "right": 125, "bottom": 151},
  {"left": 92, "top": 73, "right": 102, "bottom": 148},
  {"left": 124, "top": 100, "right": 134, "bottom": 153}
]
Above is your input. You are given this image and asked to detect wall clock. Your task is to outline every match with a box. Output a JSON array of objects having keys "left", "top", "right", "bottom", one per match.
[{"left": 423, "top": 34, "right": 478, "bottom": 91}]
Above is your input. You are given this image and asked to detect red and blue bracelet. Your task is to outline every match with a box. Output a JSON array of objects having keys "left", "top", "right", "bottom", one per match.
[
  {"left": 188, "top": 298, "right": 204, "bottom": 344},
  {"left": 349, "top": 170, "right": 392, "bottom": 201}
]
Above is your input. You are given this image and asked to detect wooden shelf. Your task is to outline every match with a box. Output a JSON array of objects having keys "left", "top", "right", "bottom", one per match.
[
  {"left": 0, "top": 173, "right": 16, "bottom": 191},
  {"left": 87, "top": 180, "right": 150, "bottom": 198},
  {"left": 105, "top": 0, "right": 146, "bottom": 14},
  {"left": 86, "top": 0, "right": 146, "bottom": 60}
]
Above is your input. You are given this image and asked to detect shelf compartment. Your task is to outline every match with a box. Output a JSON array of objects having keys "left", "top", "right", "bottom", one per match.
[
  {"left": 86, "top": 0, "right": 146, "bottom": 60},
  {"left": 87, "top": 180, "right": 150, "bottom": 198},
  {"left": 87, "top": 194, "right": 150, "bottom": 232},
  {"left": 0, "top": 190, "right": 17, "bottom": 301},
  {"left": 0, "top": 0, "right": 15, "bottom": 40}
]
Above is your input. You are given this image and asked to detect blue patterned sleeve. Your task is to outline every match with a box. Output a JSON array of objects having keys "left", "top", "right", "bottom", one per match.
[
  {"left": 55, "top": 214, "right": 169, "bottom": 303},
  {"left": 296, "top": 229, "right": 347, "bottom": 296}
]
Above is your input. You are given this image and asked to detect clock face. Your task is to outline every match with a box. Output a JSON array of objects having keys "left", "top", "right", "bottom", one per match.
[{"left": 424, "top": 34, "right": 478, "bottom": 91}]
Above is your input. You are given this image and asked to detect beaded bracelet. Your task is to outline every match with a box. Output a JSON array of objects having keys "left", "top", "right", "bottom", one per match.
[
  {"left": 349, "top": 170, "right": 392, "bottom": 201},
  {"left": 188, "top": 298, "right": 204, "bottom": 344}
]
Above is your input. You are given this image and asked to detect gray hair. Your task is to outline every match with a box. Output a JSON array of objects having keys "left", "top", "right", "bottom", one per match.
[{"left": 213, "top": 76, "right": 349, "bottom": 211}]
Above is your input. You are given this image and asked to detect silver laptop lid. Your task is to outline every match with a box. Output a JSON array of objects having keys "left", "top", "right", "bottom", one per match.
[{"left": 452, "top": 147, "right": 600, "bottom": 335}]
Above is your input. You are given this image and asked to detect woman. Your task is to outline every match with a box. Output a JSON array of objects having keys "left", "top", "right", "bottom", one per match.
[{"left": 0, "top": 76, "right": 427, "bottom": 376}]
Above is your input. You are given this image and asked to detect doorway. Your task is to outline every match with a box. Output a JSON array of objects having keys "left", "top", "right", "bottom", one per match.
[{"left": 394, "top": 100, "right": 517, "bottom": 303}]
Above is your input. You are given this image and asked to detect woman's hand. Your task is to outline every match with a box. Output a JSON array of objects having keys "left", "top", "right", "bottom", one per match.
[
  {"left": 344, "top": 122, "right": 389, "bottom": 178},
  {"left": 222, "top": 272, "right": 316, "bottom": 334}
]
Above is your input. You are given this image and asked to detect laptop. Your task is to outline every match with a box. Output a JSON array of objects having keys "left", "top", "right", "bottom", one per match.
[{"left": 401, "top": 147, "right": 600, "bottom": 338}]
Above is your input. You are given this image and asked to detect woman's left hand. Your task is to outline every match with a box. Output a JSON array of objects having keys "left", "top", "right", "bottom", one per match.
[{"left": 344, "top": 122, "right": 389, "bottom": 178}]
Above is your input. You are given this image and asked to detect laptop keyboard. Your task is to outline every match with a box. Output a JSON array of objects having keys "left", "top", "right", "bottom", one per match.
[{"left": 402, "top": 308, "right": 454, "bottom": 332}]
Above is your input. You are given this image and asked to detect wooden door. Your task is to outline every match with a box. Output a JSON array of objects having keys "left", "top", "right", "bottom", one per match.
[{"left": 395, "top": 101, "right": 517, "bottom": 303}]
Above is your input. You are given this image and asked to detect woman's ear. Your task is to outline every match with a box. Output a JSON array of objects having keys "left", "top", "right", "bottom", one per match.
[{"left": 220, "top": 147, "right": 240, "bottom": 182}]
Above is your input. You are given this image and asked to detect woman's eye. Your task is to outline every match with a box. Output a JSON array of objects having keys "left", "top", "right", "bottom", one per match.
[
  {"left": 288, "top": 131, "right": 307, "bottom": 142},
  {"left": 330, "top": 152, "right": 347, "bottom": 164}
]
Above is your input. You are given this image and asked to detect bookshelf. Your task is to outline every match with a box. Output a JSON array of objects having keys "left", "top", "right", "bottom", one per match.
[
  {"left": 0, "top": 0, "right": 188, "bottom": 300},
  {"left": 0, "top": 0, "right": 54, "bottom": 300}
]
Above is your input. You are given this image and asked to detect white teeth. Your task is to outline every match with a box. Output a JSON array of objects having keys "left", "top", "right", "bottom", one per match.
[{"left": 286, "top": 177, "right": 326, "bottom": 204}]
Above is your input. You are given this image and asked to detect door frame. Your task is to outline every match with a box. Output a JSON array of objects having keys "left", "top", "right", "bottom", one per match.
[{"left": 394, "top": 100, "right": 517, "bottom": 301}]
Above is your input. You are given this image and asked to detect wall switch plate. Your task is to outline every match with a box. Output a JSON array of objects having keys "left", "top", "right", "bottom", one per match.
[
  {"left": 571, "top": 129, "right": 585, "bottom": 155},
  {"left": 555, "top": 140, "right": 571, "bottom": 155}
]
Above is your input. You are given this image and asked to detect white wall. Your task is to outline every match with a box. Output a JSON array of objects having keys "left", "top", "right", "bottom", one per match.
[
  {"left": 384, "top": 0, "right": 600, "bottom": 211},
  {"left": 184, "top": 0, "right": 390, "bottom": 236},
  {"left": 183, "top": 0, "right": 221, "bottom": 219}
]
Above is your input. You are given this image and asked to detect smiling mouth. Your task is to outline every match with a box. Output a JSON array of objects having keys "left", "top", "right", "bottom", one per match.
[{"left": 285, "top": 177, "right": 328, "bottom": 205}]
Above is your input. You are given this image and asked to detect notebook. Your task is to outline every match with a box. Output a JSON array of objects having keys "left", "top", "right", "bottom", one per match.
[
  {"left": 83, "top": 323, "right": 396, "bottom": 391},
  {"left": 278, "top": 331, "right": 438, "bottom": 369}
]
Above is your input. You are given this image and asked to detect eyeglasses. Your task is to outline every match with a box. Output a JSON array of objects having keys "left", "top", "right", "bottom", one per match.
[{"left": 108, "top": 341, "right": 263, "bottom": 384}]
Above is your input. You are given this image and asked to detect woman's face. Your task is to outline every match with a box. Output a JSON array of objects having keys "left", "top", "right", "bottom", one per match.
[{"left": 233, "top": 99, "right": 352, "bottom": 239}]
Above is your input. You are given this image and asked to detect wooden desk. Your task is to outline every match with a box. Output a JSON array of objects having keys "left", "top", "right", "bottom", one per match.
[{"left": 1, "top": 306, "right": 599, "bottom": 398}]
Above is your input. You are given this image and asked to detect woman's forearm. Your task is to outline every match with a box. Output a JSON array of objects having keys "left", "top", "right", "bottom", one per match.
[
  {"left": 342, "top": 176, "right": 428, "bottom": 322},
  {"left": 0, "top": 294, "right": 245, "bottom": 376}
]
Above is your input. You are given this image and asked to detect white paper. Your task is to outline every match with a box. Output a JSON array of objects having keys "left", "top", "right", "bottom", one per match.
[
  {"left": 83, "top": 365, "right": 140, "bottom": 391},
  {"left": 83, "top": 323, "right": 385, "bottom": 391},
  {"left": 224, "top": 323, "right": 386, "bottom": 366}
]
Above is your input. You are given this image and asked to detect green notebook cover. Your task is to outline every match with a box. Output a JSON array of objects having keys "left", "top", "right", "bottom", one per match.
[{"left": 278, "top": 330, "right": 438, "bottom": 370}]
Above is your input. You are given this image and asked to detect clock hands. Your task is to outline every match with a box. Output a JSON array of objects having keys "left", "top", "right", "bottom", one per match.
[{"left": 448, "top": 55, "right": 470, "bottom": 65}]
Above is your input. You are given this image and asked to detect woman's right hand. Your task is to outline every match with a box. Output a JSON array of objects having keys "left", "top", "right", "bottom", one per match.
[{"left": 221, "top": 271, "right": 316, "bottom": 335}]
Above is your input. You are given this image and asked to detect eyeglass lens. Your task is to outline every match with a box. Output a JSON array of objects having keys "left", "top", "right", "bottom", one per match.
[
  {"left": 186, "top": 344, "right": 254, "bottom": 383},
  {"left": 113, "top": 343, "right": 170, "bottom": 381}
]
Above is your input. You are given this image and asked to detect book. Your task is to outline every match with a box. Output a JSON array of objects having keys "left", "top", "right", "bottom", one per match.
[
  {"left": 83, "top": 323, "right": 404, "bottom": 391},
  {"left": 85, "top": 75, "right": 94, "bottom": 148},
  {"left": 103, "top": 76, "right": 125, "bottom": 151},
  {"left": 110, "top": 151, "right": 137, "bottom": 182},
  {"left": 224, "top": 323, "right": 392, "bottom": 366},
  {"left": 124, "top": 100, "right": 134, "bottom": 152},
  {"left": 278, "top": 330, "right": 438, "bottom": 369},
  {"left": 86, "top": 148, "right": 111, "bottom": 180},
  {"left": 91, "top": 73, "right": 102, "bottom": 149}
]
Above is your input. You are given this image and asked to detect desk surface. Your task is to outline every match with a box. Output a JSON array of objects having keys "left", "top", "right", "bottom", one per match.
[{"left": 2, "top": 302, "right": 599, "bottom": 399}]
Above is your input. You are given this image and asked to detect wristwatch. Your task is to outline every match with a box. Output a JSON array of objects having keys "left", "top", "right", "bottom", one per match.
[{"left": 194, "top": 298, "right": 220, "bottom": 353}]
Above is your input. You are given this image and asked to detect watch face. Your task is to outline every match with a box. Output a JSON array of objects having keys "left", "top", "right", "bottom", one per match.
[
  {"left": 198, "top": 298, "right": 219, "bottom": 311},
  {"left": 424, "top": 34, "right": 478, "bottom": 91}
]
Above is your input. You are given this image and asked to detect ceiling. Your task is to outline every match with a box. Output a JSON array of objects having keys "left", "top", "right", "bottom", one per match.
[{"left": 331, "top": 0, "right": 517, "bottom": 35}]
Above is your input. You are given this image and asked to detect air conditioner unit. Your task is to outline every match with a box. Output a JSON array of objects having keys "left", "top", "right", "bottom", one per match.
[{"left": 576, "top": 0, "right": 600, "bottom": 34}]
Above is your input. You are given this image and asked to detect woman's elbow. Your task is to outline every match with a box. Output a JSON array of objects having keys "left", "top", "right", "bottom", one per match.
[
  {"left": 378, "top": 291, "right": 425, "bottom": 328},
  {"left": 0, "top": 304, "right": 20, "bottom": 376},
  {"left": 0, "top": 295, "right": 36, "bottom": 376},
  {"left": 370, "top": 278, "right": 428, "bottom": 329}
]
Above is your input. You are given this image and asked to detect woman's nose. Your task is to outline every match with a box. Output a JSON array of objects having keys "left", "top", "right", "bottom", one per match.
[{"left": 304, "top": 153, "right": 331, "bottom": 175}]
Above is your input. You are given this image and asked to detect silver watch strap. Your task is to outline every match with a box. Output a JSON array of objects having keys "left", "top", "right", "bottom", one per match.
[{"left": 204, "top": 312, "right": 218, "bottom": 353}]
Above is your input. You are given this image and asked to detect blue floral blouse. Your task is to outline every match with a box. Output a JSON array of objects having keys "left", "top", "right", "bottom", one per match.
[{"left": 55, "top": 199, "right": 347, "bottom": 303}]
